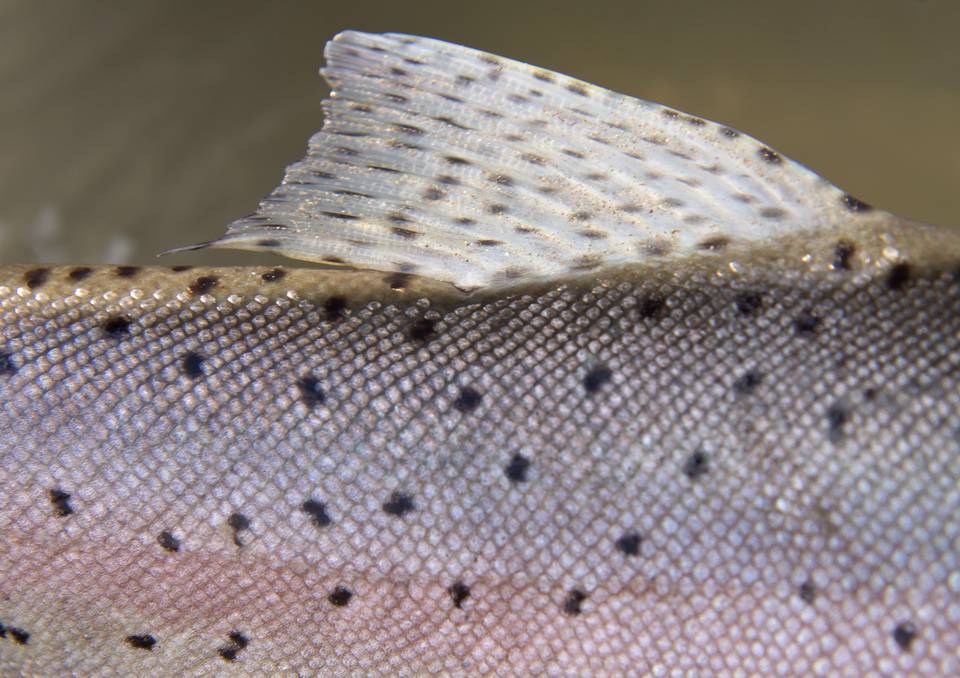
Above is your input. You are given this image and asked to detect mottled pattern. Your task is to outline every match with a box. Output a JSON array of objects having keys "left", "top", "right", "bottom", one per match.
[{"left": 0, "top": 259, "right": 958, "bottom": 676}]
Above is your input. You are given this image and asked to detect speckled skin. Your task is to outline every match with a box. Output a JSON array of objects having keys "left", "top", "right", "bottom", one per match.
[{"left": 1, "top": 237, "right": 959, "bottom": 675}]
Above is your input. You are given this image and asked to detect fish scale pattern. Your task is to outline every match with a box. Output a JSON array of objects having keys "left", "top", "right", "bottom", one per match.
[{"left": 0, "top": 263, "right": 958, "bottom": 675}]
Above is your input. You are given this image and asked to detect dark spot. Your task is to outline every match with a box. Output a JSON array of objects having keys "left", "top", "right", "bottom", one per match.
[
  {"left": 321, "top": 211, "right": 359, "bottom": 221},
  {"left": 9, "top": 627, "right": 29, "bottom": 645},
  {"left": 893, "top": 622, "right": 916, "bottom": 651},
  {"left": 733, "top": 370, "right": 762, "bottom": 395},
  {"left": 228, "top": 513, "right": 251, "bottom": 546},
  {"left": 297, "top": 376, "right": 325, "bottom": 408},
  {"left": 188, "top": 276, "right": 218, "bottom": 296},
  {"left": 571, "top": 211, "right": 591, "bottom": 222},
  {"left": 521, "top": 153, "right": 546, "bottom": 165},
  {"left": 102, "top": 316, "right": 131, "bottom": 338},
  {"left": 448, "top": 581, "right": 471, "bottom": 609},
  {"left": 368, "top": 164, "right": 400, "bottom": 173},
  {"left": 126, "top": 634, "right": 156, "bottom": 650},
  {"left": 583, "top": 365, "right": 612, "bottom": 394},
  {"left": 794, "top": 313, "right": 820, "bottom": 335},
  {"left": 760, "top": 207, "right": 787, "bottom": 220},
  {"left": 841, "top": 194, "right": 872, "bottom": 212},
  {"left": 886, "top": 263, "right": 911, "bottom": 290},
  {"left": 833, "top": 240, "right": 855, "bottom": 271},
  {"left": 798, "top": 580, "right": 816, "bottom": 604},
  {"left": 562, "top": 149, "right": 585, "bottom": 159},
  {"left": 453, "top": 386, "right": 482, "bottom": 412},
  {"left": 218, "top": 647, "right": 238, "bottom": 662},
  {"left": 563, "top": 589, "right": 587, "bottom": 615},
  {"left": 382, "top": 491, "right": 415, "bottom": 517},
  {"left": 328, "top": 586, "right": 353, "bottom": 607},
  {"left": 385, "top": 273, "right": 411, "bottom": 290},
  {"left": 444, "top": 156, "right": 471, "bottom": 165},
  {"left": 505, "top": 454, "right": 530, "bottom": 483},
  {"left": 23, "top": 268, "right": 49, "bottom": 289},
  {"left": 229, "top": 631, "right": 249, "bottom": 649},
  {"left": 324, "top": 296, "right": 347, "bottom": 322},
  {"left": 392, "top": 226, "right": 420, "bottom": 239},
  {"left": 388, "top": 213, "right": 410, "bottom": 224},
  {"left": 68, "top": 267, "right": 93, "bottom": 281},
  {"left": 488, "top": 174, "right": 514, "bottom": 186},
  {"left": 157, "top": 531, "right": 180, "bottom": 552},
  {"left": 436, "top": 175, "right": 460, "bottom": 185},
  {"left": 383, "top": 92, "right": 408, "bottom": 103},
  {"left": 261, "top": 268, "right": 285, "bottom": 282},
  {"left": 698, "top": 236, "right": 729, "bottom": 252},
  {"left": 826, "top": 403, "right": 848, "bottom": 442},
  {"left": 0, "top": 351, "right": 17, "bottom": 375},
  {"left": 683, "top": 450, "right": 709, "bottom": 480},
  {"left": 393, "top": 123, "right": 424, "bottom": 137},
  {"left": 685, "top": 116, "right": 706, "bottom": 126},
  {"left": 301, "top": 499, "right": 332, "bottom": 529},
  {"left": 455, "top": 217, "right": 476, "bottom": 226},
  {"left": 758, "top": 147, "right": 782, "bottom": 164},
  {"left": 409, "top": 318, "right": 436, "bottom": 342},
  {"left": 637, "top": 296, "right": 665, "bottom": 320},
  {"left": 182, "top": 352, "right": 205, "bottom": 379},
  {"left": 255, "top": 239, "right": 281, "bottom": 247},
  {"left": 488, "top": 203, "right": 507, "bottom": 215},
  {"left": 49, "top": 488, "right": 74, "bottom": 517},
  {"left": 734, "top": 291, "right": 763, "bottom": 316},
  {"left": 615, "top": 532, "right": 642, "bottom": 556},
  {"left": 114, "top": 266, "right": 140, "bottom": 278},
  {"left": 661, "top": 109, "right": 680, "bottom": 119},
  {"left": 720, "top": 127, "right": 740, "bottom": 138},
  {"left": 423, "top": 187, "right": 445, "bottom": 201},
  {"left": 567, "top": 83, "right": 588, "bottom": 97},
  {"left": 475, "top": 239, "right": 502, "bottom": 247},
  {"left": 434, "top": 115, "right": 470, "bottom": 130}
]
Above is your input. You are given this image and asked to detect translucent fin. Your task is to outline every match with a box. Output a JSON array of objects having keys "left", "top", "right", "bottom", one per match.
[{"left": 201, "top": 31, "right": 880, "bottom": 289}]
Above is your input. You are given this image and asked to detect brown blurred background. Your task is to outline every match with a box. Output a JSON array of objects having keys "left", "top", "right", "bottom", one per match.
[{"left": 1, "top": 0, "right": 958, "bottom": 266}]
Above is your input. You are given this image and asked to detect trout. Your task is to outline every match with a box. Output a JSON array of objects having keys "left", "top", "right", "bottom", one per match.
[{"left": 1, "top": 31, "right": 958, "bottom": 676}]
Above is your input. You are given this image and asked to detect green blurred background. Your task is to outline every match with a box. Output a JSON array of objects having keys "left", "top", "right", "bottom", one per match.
[{"left": 1, "top": 0, "right": 958, "bottom": 266}]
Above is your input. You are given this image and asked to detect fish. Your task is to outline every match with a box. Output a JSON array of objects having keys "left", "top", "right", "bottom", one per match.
[{"left": 1, "top": 30, "right": 959, "bottom": 677}]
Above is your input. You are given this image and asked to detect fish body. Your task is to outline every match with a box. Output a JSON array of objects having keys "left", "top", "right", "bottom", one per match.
[{"left": 1, "top": 31, "right": 959, "bottom": 676}]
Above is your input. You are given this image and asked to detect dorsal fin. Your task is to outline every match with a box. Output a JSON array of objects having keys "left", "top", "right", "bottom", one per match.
[{"left": 187, "top": 31, "right": 882, "bottom": 289}]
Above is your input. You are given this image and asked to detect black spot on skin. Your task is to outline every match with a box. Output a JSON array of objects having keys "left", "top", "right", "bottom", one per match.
[
  {"left": 423, "top": 187, "right": 445, "bottom": 201},
  {"left": 453, "top": 387, "right": 482, "bottom": 413},
  {"left": 758, "top": 147, "right": 782, "bottom": 164},
  {"left": 615, "top": 533, "right": 642, "bottom": 556},
  {"left": 637, "top": 295, "right": 665, "bottom": 320},
  {"left": 794, "top": 313, "right": 820, "bottom": 335},
  {"left": 444, "top": 155, "right": 471, "bottom": 165},
  {"left": 583, "top": 365, "right": 613, "bottom": 394},
  {"left": 328, "top": 586, "right": 353, "bottom": 607},
  {"left": 563, "top": 589, "right": 587, "bottom": 615},
  {"left": 261, "top": 268, "right": 285, "bottom": 282},
  {"left": 324, "top": 296, "right": 347, "bottom": 322},
  {"left": 218, "top": 647, "right": 239, "bottom": 662},
  {"left": 488, "top": 203, "right": 507, "bottom": 215},
  {"left": 887, "top": 263, "right": 911, "bottom": 290},
  {"left": 68, "top": 267, "right": 93, "bottom": 281},
  {"left": 321, "top": 211, "right": 359, "bottom": 221},
  {"left": 255, "top": 239, "right": 281, "bottom": 247},
  {"left": 24, "top": 268, "right": 49, "bottom": 289},
  {"left": 720, "top": 127, "right": 740, "bottom": 138},
  {"left": 841, "top": 194, "right": 872, "bottom": 212},
  {"left": 488, "top": 174, "right": 514, "bottom": 186},
  {"left": 114, "top": 266, "right": 140, "bottom": 278},
  {"left": 297, "top": 376, "right": 325, "bottom": 408},
  {"left": 49, "top": 488, "right": 74, "bottom": 517},
  {"left": 382, "top": 491, "right": 415, "bottom": 517},
  {"left": 170, "top": 265, "right": 194, "bottom": 272},
  {"left": 157, "top": 531, "right": 180, "bottom": 552},
  {"left": 448, "top": 581, "right": 471, "bottom": 609},
  {"left": 799, "top": 580, "right": 816, "bottom": 604},
  {"left": 385, "top": 272, "right": 411, "bottom": 290},
  {"left": 505, "top": 454, "right": 530, "bottom": 483},
  {"left": 392, "top": 226, "right": 420, "bottom": 239},
  {"left": 126, "top": 634, "right": 156, "bottom": 650},
  {"left": 188, "top": 276, "right": 218, "bottom": 296},
  {"left": 826, "top": 403, "right": 848, "bottom": 442},
  {"left": 409, "top": 318, "right": 436, "bottom": 342},
  {"left": 734, "top": 291, "right": 763, "bottom": 316},
  {"left": 437, "top": 174, "right": 460, "bottom": 185},
  {"left": 229, "top": 631, "right": 249, "bottom": 649},
  {"left": 893, "top": 622, "right": 916, "bottom": 651},
  {"left": 833, "top": 240, "right": 855, "bottom": 271},
  {"left": 0, "top": 351, "right": 17, "bottom": 375},
  {"left": 683, "top": 450, "right": 709, "bottom": 480},
  {"left": 182, "top": 352, "right": 205, "bottom": 379},
  {"left": 0, "top": 623, "right": 5, "bottom": 639},
  {"left": 9, "top": 627, "right": 29, "bottom": 645},
  {"left": 228, "top": 513, "right": 251, "bottom": 546},
  {"left": 102, "top": 316, "right": 131, "bottom": 338},
  {"left": 301, "top": 499, "right": 332, "bottom": 529},
  {"left": 567, "top": 83, "right": 588, "bottom": 97},
  {"left": 733, "top": 370, "right": 762, "bottom": 395}
]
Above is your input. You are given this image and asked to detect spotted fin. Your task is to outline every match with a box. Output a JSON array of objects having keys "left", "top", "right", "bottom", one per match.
[{"left": 192, "top": 31, "right": 880, "bottom": 289}]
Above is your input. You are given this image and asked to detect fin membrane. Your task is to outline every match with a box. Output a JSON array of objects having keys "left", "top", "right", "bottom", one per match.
[{"left": 200, "top": 31, "right": 878, "bottom": 289}]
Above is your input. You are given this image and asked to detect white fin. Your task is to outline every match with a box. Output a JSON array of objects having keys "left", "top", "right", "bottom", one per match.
[{"left": 196, "top": 31, "right": 880, "bottom": 289}]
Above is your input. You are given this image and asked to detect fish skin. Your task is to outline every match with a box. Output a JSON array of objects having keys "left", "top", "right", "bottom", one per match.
[{"left": 1, "top": 235, "right": 959, "bottom": 676}]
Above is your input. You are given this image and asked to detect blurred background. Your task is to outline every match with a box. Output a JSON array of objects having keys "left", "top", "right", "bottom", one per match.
[{"left": 1, "top": 0, "right": 957, "bottom": 266}]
